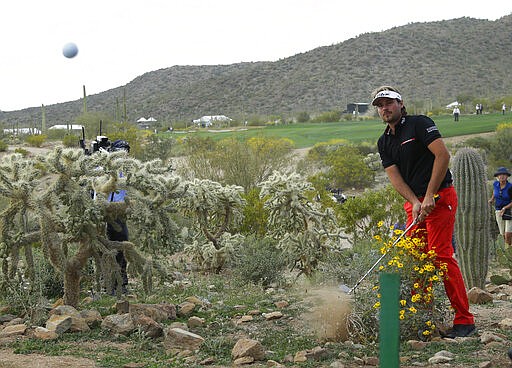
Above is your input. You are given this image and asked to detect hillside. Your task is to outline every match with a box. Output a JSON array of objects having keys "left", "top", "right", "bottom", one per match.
[{"left": 1, "top": 14, "right": 511, "bottom": 127}]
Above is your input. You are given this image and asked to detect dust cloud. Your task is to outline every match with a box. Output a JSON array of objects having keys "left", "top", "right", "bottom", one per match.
[{"left": 301, "top": 287, "right": 353, "bottom": 342}]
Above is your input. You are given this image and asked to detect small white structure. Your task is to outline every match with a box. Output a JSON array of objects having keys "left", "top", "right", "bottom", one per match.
[
  {"left": 446, "top": 101, "right": 460, "bottom": 109},
  {"left": 193, "top": 115, "right": 232, "bottom": 127},
  {"left": 3, "top": 127, "right": 41, "bottom": 135},
  {"left": 48, "top": 124, "right": 84, "bottom": 130}
]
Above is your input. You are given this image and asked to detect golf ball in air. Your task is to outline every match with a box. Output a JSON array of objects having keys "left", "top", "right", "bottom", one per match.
[{"left": 62, "top": 42, "right": 79, "bottom": 58}]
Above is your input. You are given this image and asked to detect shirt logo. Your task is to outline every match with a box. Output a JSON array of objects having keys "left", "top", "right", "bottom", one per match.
[
  {"left": 401, "top": 138, "right": 416, "bottom": 145},
  {"left": 426, "top": 126, "right": 439, "bottom": 133}
]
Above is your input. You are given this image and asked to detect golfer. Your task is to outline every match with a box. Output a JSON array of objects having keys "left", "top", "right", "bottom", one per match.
[
  {"left": 488, "top": 167, "right": 512, "bottom": 247},
  {"left": 372, "top": 86, "right": 475, "bottom": 338}
]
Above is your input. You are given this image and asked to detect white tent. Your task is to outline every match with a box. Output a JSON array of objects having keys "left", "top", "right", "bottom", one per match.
[
  {"left": 137, "top": 117, "right": 148, "bottom": 122},
  {"left": 49, "top": 124, "right": 83, "bottom": 130},
  {"left": 446, "top": 101, "right": 460, "bottom": 109}
]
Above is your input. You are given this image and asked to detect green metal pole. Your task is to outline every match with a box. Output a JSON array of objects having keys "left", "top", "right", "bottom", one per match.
[{"left": 379, "top": 272, "right": 400, "bottom": 368}]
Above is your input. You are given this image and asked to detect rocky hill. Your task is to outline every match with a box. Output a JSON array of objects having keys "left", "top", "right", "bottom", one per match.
[{"left": 1, "top": 14, "right": 511, "bottom": 127}]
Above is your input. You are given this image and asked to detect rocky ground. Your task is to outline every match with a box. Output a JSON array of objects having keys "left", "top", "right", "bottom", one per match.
[{"left": 0, "top": 280, "right": 511, "bottom": 368}]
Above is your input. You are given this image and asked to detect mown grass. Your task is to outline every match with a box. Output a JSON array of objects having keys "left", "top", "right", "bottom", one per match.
[{"left": 174, "top": 112, "right": 511, "bottom": 148}]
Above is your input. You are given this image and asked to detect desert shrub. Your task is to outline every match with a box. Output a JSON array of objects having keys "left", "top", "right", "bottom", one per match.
[
  {"left": 489, "top": 123, "right": 512, "bottom": 164},
  {"left": 231, "top": 236, "right": 287, "bottom": 287},
  {"left": 138, "top": 134, "right": 177, "bottom": 162},
  {"left": 311, "top": 110, "right": 341, "bottom": 123},
  {"left": 25, "top": 134, "right": 47, "bottom": 147},
  {"left": 462, "top": 136, "right": 492, "bottom": 152},
  {"left": 0, "top": 249, "right": 62, "bottom": 325},
  {"left": 14, "top": 147, "right": 29, "bottom": 156},
  {"left": 296, "top": 111, "right": 310, "bottom": 123},
  {"left": 0, "top": 140, "right": 8, "bottom": 152},
  {"left": 62, "top": 133, "right": 80, "bottom": 148},
  {"left": 183, "top": 137, "right": 294, "bottom": 190},
  {"left": 239, "top": 188, "right": 269, "bottom": 236}
]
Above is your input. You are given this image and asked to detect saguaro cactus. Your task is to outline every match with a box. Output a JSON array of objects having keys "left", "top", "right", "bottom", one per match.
[{"left": 452, "top": 148, "right": 491, "bottom": 288}]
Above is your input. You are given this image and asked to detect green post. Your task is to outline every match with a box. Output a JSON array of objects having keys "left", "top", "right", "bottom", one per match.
[{"left": 379, "top": 272, "right": 400, "bottom": 368}]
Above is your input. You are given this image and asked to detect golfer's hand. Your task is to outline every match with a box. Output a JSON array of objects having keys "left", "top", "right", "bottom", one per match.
[{"left": 419, "top": 194, "right": 438, "bottom": 221}]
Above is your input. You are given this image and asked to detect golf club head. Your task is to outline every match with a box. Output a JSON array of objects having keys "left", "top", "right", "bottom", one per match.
[{"left": 339, "top": 284, "right": 351, "bottom": 294}]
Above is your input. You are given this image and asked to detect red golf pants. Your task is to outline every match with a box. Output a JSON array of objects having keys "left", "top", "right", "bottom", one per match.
[{"left": 404, "top": 186, "right": 474, "bottom": 325}]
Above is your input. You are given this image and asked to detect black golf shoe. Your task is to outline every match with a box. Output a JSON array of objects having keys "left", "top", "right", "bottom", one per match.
[{"left": 440, "top": 323, "right": 476, "bottom": 338}]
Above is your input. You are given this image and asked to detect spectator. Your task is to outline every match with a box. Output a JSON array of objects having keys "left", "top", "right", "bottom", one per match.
[
  {"left": 453, "top": 106, "right": 460, "bottom": 122},
  {"left": 106, "top": 139, "right": 131, "bottom": 294},
  {"left": 488, "top": 167, "right": 512, "bottom": 247}
]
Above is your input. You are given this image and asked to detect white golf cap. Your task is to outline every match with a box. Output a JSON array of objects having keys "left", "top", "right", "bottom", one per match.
[{"left": 371, "top": 90, "right": 402, "bottom": 106}]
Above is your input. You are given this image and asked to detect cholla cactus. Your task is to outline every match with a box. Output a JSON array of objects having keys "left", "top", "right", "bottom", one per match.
[
  {"left": 452, "top": 148, "right": 491, "bottom": 289},
  {"left": 181, "top": 178, "right": 245, "bottom": 272},
  {"left": 0, "top": 147, "right": 188, "bottom": 307},
  {"left": 259, "top": 171, "right": 343, "bottom": 277}
]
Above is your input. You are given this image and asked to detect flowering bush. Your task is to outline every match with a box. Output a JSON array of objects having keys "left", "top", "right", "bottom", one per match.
[{"left": 372, "top": 221, "right": 450, "bottom": 340}]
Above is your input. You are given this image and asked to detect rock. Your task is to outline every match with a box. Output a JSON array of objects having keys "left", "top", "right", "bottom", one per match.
[
  {"left": 233, "top": 356, "right": 254, "bottom": 365},
  {"left": 116, "top": 300, "right": 130, "bottom": 314},
  {"left": 5, "top": 317, "right": 23, "bottom": 326},
  {"left": 365, "top": 356, "right": 379, "bottom": 366},
  {"left": 480, "top": 331, "right": 505, "bottom": 344},
  {"left": 293, "top": 351, "right": 307, "bottom": 362},
  {"left": 0, "top": 314, "right": 17, "bottom": 323},
  {"left": 187, "top": 316, "right": 205, "bottom": 328},
  {"left": 199, "top": 356, "right": 215, "bottom": 365},
  {"left": 267, "top": 359, "right": 285, "bottom": 367},
  {"left": 169, "top": 322, "right": 188, "bottom": 330},
  {"left": 231, "top": 338, "right": 265, "bottom": 361},
  {"left": 123, "top": 363, "right": 146, "bottom": 368},
  {"left": 46, "top": 314, "right": 72, "bottom": 334},
  {"left": 498, "top": 318, "right": 512, "bottom": 330},
  {"left": 329, "top": 361, "right": 346, "bottom": 368},
  {"left": 468, "top": 287, "right": 493, "bottom": 304},
  {"left": 304, "top": 346, "right": 328, "bottom": 360},
  {"left": 130, "top": 303, "right": 176, "bottom": 322},
  {"left": 51, "top": 305, "right": 80, "bottom": 317},
  {"left": 428, "top": 350, "right": 455, "bottom": 364},
  {"left": 131, "top": 314, "right": 163, "bottom": 338},
  {"left": 80, "top": 309, "right": 103, "bottom": 328},
  {"left": 32, "top": 327, "right": 58, "bottom": 340},
  {"left": 177, "top": 302, "right": 196, "bottom": 316},
  {"left": 274, "top": 300, "right": 289, "bottom": 309},
  {"left": 236, "top": 315, "right": 253, "bottom": 324},
  {"left": 163, "top": 327, "right": 204, "bottom": 351},
  {"left": 0, "top": 323, "right": 27, "bottom": 337},
  {"left": 52, "top": 298, "right": 64, "bottom": 308},
  {"left": 262, "top": 311, "right": 283, "bottom": 320},
  {"left": 101, "top": 313, "right": 135, "bottom": 335},
  {"left": 407, "top": 340, "right": 428, "bottom": 350},
  {"left": 478, "top": 361, "right": 492, "bottom": 368}
]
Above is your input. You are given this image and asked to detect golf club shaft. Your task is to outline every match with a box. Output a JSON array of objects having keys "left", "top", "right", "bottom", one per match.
[{"left": 348, "top": 218, "right": 418, "bottom": 294}]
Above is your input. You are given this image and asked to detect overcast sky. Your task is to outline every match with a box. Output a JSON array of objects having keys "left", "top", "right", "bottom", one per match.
[{"left": 1, "top": 0, "right": 511, "bottom": 112}]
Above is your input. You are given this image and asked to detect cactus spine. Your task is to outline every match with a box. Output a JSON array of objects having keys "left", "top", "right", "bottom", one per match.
[{"left": 452, "top": 148, "right": 490, "bottom": 288}]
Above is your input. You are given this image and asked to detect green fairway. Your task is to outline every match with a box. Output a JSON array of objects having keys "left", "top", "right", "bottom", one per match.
[{"left": 175, "top": 113, "right": 511, "bottom": 149}]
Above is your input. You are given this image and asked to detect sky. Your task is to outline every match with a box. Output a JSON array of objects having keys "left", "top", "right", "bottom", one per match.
[{"left": 1, "top": 0, "right": 511, "bottom": 112}]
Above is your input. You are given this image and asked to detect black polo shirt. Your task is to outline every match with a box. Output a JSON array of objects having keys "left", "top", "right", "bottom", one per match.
[{"left": 377, "top": 115, "right": 452, "bottom": 197}]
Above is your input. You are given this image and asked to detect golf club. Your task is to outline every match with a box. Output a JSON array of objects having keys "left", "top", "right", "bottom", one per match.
[{"left": 340, "top": 217, "right": 419, "bottom": 294}]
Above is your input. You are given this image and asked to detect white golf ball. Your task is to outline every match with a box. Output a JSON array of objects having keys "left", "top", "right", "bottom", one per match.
[{"left": 62, "top": 42, "right": 79, "bottom": 58}]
